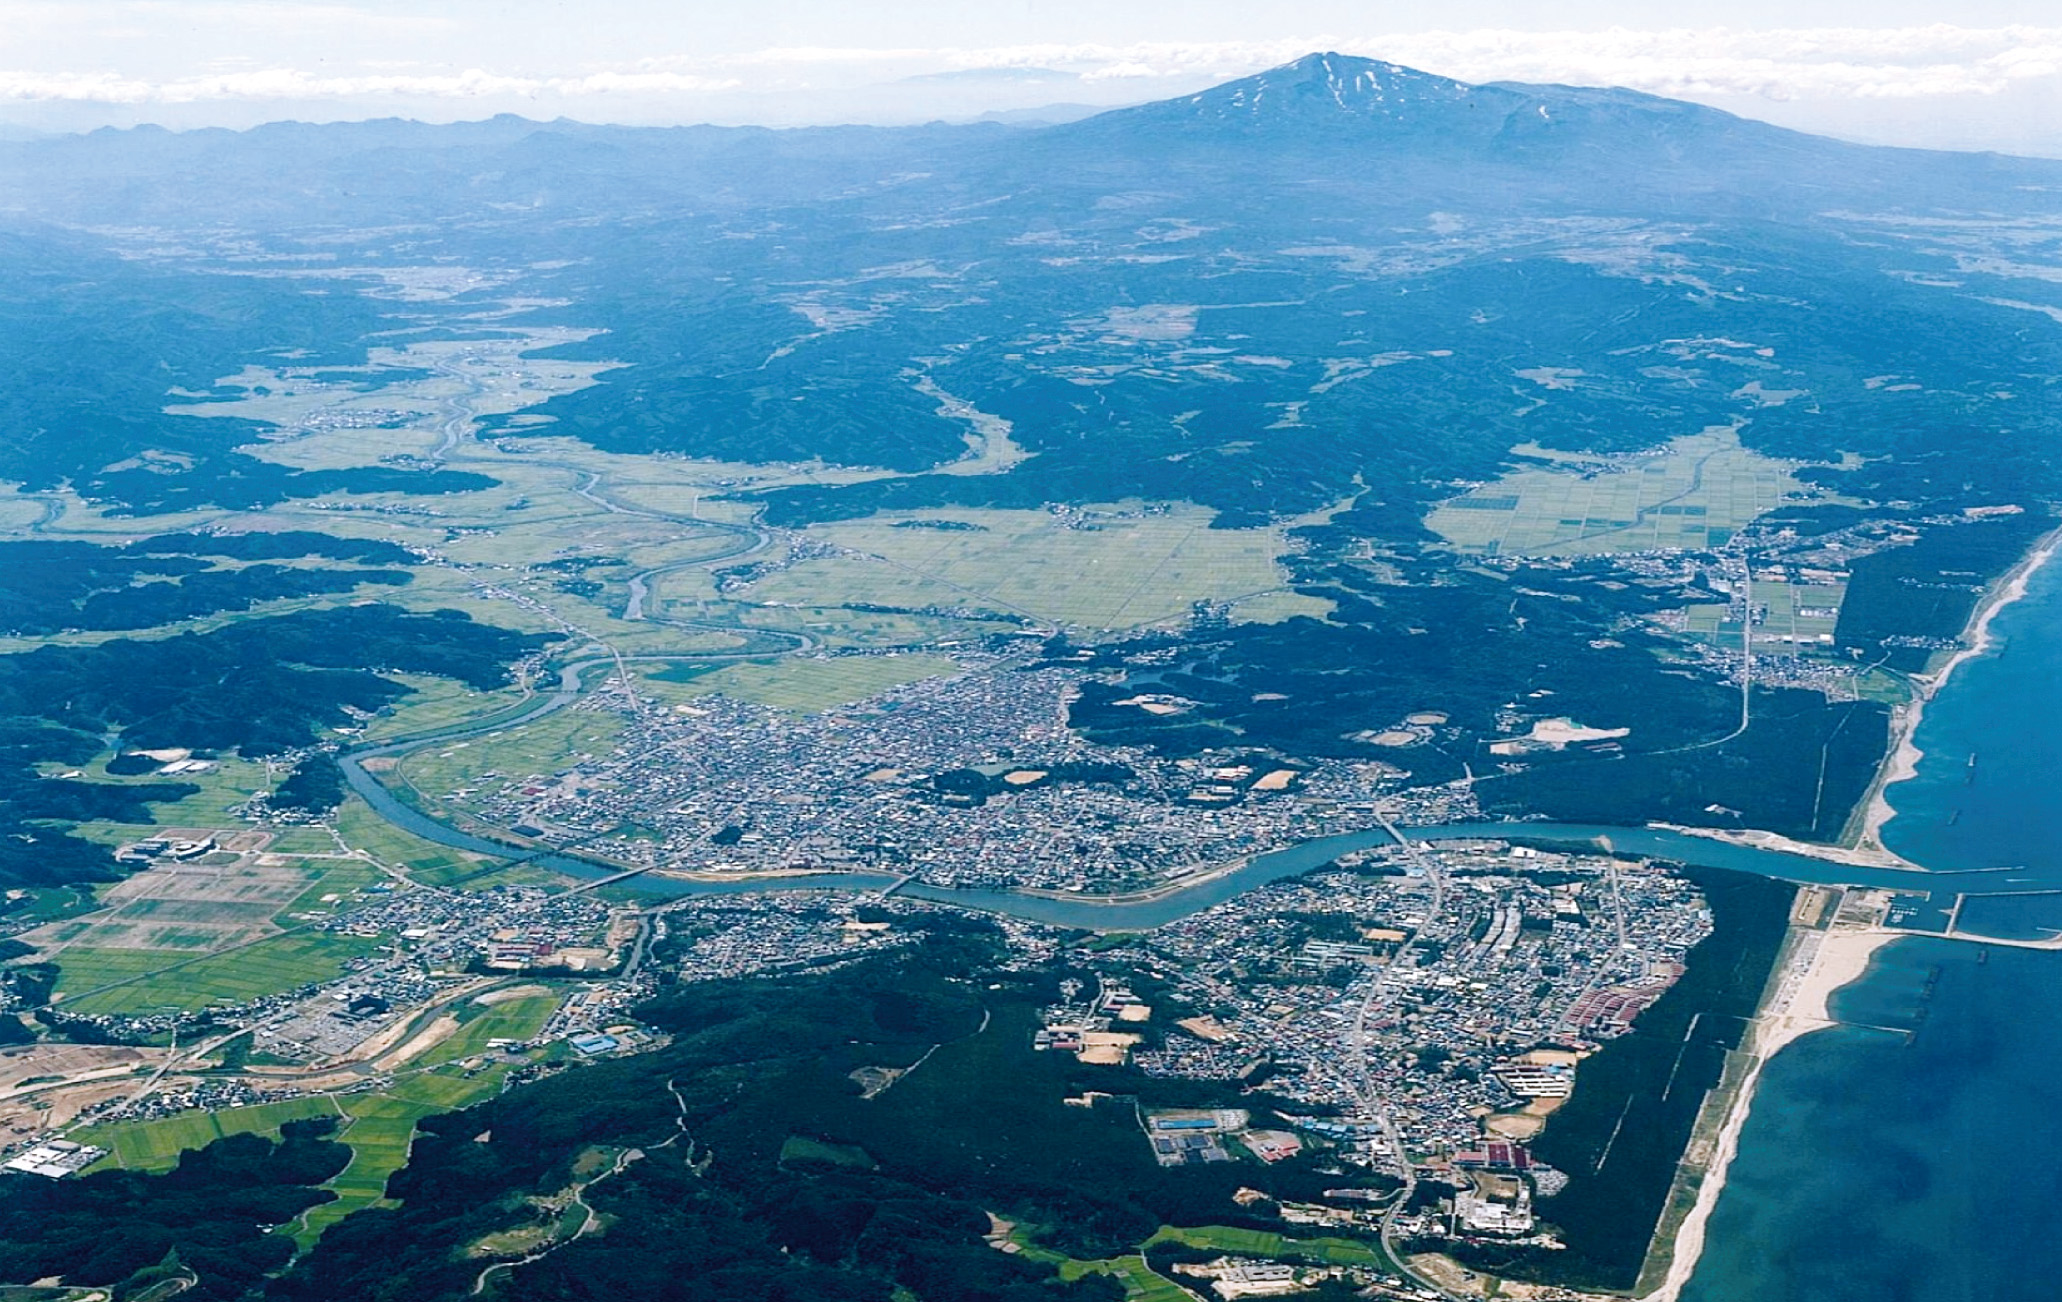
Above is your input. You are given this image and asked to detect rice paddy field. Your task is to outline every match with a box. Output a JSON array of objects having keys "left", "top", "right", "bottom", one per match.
[
  {"left": 77, "top": 1096, "right": 340, "bottom": 1171},
  {"left": 50, "top": 932, "right": 384, "bottom": 1017},
  {"left": 22, "top": 845, "right": 396, "bottom": 1015},
  {"left": 297, "top": 1093, "right": 438, "bottom": 1241},
  {"left": 57, "top": 755, "right": 282, "bottom": 832},
  {"left": 71, "top": 1059, "right": 524, "bottom": 1247},
  {"left": 332, "top": 794, "right": 564, "bottom": 890},
  {"left": 642, "top": 652, "right": 964, "bottom": 714},
  {"left": 1429, "top": 428, "right": 1820, "bottom": 557},
  {"left": 1005, "top": 1228, "right": 1195, "bottom": 1302},
  {"left": 399, "top": 708, "right": 625, "bottom": 790},
  {"left": 745, "top": 506, "right": 1325, "bottom": 631},
  {"left": 315, "top": 1074, "right": 516, "bottom": 1229},
  {"left": 392, "top": 708, "right": 624, "bottom": 812},
  {"left": 32, "top": 854, "right": 377, "bottom": 957},
  {"left": 353, "top": 673, "right": 537, "bottom": 744},
  {"left": 265, "top": 827, "right": 350, "bottom": 855},
  {"left": 1059, "top": 1256, "right": 1194, "bottom": 1302},
  {"left": 734, "top": 600, "right": 1020, "bottom": 650},
  {"left": 1680, "top": 579, "right": 1847, "bottom": 650}
]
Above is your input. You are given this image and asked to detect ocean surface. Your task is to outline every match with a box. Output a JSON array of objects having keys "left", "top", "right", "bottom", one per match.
[{"left": 1681, "top": 554, "right": 2062, "bottom": 1302}]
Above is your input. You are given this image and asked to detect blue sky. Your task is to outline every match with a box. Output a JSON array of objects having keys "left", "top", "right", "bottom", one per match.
[{"left": 3, "top": 1, "right": 2060, "bottom": 153}]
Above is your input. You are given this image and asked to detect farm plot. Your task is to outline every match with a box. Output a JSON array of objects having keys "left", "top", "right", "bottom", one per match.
[
  {"left": 1429, "top": 427, "right": 1820, "bottom": 557},
  {"left": 645, "top": 653, "right": 963, "bottom": 714},
  {"left": 52, "top": 932, "right": 383, "bottom": 1017},
  {"left": 744, "top": 505, "right": 1322, "bottom": 631},
  {"left": 48, "top": 855, "right": 327, "bottom": 954}
]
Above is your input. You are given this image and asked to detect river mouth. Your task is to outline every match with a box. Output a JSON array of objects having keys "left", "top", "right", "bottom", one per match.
[{"left": 340, "top": 694, "right": 2026, "bottom": 936}]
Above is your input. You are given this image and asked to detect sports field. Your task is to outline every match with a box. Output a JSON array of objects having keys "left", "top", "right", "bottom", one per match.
[
  {"left": 1429, "top": 428, "right": 1814, "bottom": 557},
  {"left": 746, "top": 505, "right": 1323, "bottom": 630},
  {"left": 646, "top": 653, "right": 962, "bottom": 714}
]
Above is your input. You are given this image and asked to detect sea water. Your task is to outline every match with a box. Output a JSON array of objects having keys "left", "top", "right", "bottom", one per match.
[{"left": 1681, "top": 555, "right": 2062, "bottom": 1302}]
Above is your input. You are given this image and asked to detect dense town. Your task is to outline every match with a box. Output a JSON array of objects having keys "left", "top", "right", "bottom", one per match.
[
  {"left": 0, "top": 629, "right": 1728, "bottom": 1300},
  {"left": 1036, "top": 841, "right": 1713, "bottom": 1242},
  {"left": 446, "top": 657, "right": 1481, "bottom": 894}
]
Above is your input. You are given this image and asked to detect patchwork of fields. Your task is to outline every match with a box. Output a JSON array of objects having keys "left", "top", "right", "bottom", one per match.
[
  {"left": 642, "top": 652, "right": 964, "bottom": 714},
  {"left": 747, "top": 506, "right": 1326, "bottom": 630},
  {"left": 1429, "top": 428, "right": 1818, "bottom": 557}
]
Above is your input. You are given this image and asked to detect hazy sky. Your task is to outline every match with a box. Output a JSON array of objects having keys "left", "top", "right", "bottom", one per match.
[{"left": 4, "top": 0, "right": 2061, "bottom": 154}]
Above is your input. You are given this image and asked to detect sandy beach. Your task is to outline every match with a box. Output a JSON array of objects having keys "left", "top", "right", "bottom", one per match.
[
  {"left": 1648, "top": 529, "right": 2061, "bottom": 888},
  {"left": 1632, "top": 523, "right": 2056, "bottom": 1300},
  {"left": 1853, "top": 527, "right": 2061, "bottom": 853},
  {"left": 1652, "top": 822, "right": 1925, "bottom": 872},
  {"left": 1643, "top": 918, "right": 1896, "bottom": 1302}
]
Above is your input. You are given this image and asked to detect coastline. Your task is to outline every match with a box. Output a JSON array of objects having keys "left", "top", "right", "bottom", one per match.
[
  {"left": 1852, "top": 527, "right": 2061, "bottom": 854},
  {"left": 1634, "top": 528, "right": 2061, "bottom": 1301},
  {"left": 1651, "top": 823, "right": 1923, "bottom": 872},
  {"left": 1641, "top": 903, "right": 1896, "bottom": 1302},
  {"left": 1651, "top": 526, "right": 2060, "bottom": 881}
]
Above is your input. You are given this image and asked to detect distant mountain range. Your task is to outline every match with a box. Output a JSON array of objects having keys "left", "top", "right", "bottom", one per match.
[
  {"left": 4, "top": 52, "right": 2059, "bottom": 230},
  {"left": 2, "top": 52, "right": 2059, "bottom": 524}
]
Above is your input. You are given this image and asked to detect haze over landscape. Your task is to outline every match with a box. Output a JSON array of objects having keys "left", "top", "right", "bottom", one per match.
[
  {"left": 0, "top": 5, "right": 2057, "bottom": 1302},
  {"left": 2, "top": 0, "right": 2061, "bottom": 153}
]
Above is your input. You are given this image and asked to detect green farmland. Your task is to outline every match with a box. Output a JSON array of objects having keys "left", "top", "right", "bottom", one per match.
[
  {"left": 52, "top": 932, "right": 383, "bottom": 1017},
  {"left": 414, "top": 991, "right": 565, "bottom": 1069},
  {"left": 745, "top": 505, "right": 1325, "bottom": 631},
  {"left": 1144, "top": 1224, "right": 1390, "bottom": 1267},
  {"left": 645, "top": 652, "right": 964, "bottom": 714},
  {"left": 74, "top": 1061, "right": 523, "bottom": 1247},
  {"left": 1430, "top": 428, "right": 1818, "bottom": 557}
]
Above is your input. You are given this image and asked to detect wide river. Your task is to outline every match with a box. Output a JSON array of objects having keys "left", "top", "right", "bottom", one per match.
[
  {"left": 1680, "top": 554, "right": 2062, "bottom": 1302},
  {"left": 342, "top": 732, "right": 2026, "bottom": 933},
  {"left": 339, "top": 567, "right": 2062, "bottom": 1299}
]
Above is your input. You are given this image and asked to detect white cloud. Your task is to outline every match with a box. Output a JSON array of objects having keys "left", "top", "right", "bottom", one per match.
[
  {"left": 1, "top": 23, "right": 2060, "bottom": 114},
  {"left": 1362, "top": 26, "right": 2062, "bottom": 99},
  {"left": 0, "top": 67, "right": 740, "bottom": 104},
  {"left": 0, "top": 0, "right": 455, "bottom": 37}
]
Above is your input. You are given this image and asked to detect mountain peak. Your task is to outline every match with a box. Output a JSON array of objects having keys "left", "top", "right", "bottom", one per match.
[
  {"left": 1174, "top": 52, "right": 1500, "bottom": 122},
  {"left": 1060, "top": 52, "right": 1526, "bottom": 146}
]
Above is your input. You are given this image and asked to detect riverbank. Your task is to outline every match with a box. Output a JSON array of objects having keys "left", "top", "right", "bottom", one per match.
[
  {"left": 1640, "top": 894, "right": 1897, "bottom": 1302},
  {"left": 1009, "top": 855, "right": 1256, "bottom": 905},
  {"left": 1651, "top": 823, "right": 1922, "bottom": 873},
  {"left": 1852, "top": 528, "right": 2062, "bottom": 853}
]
